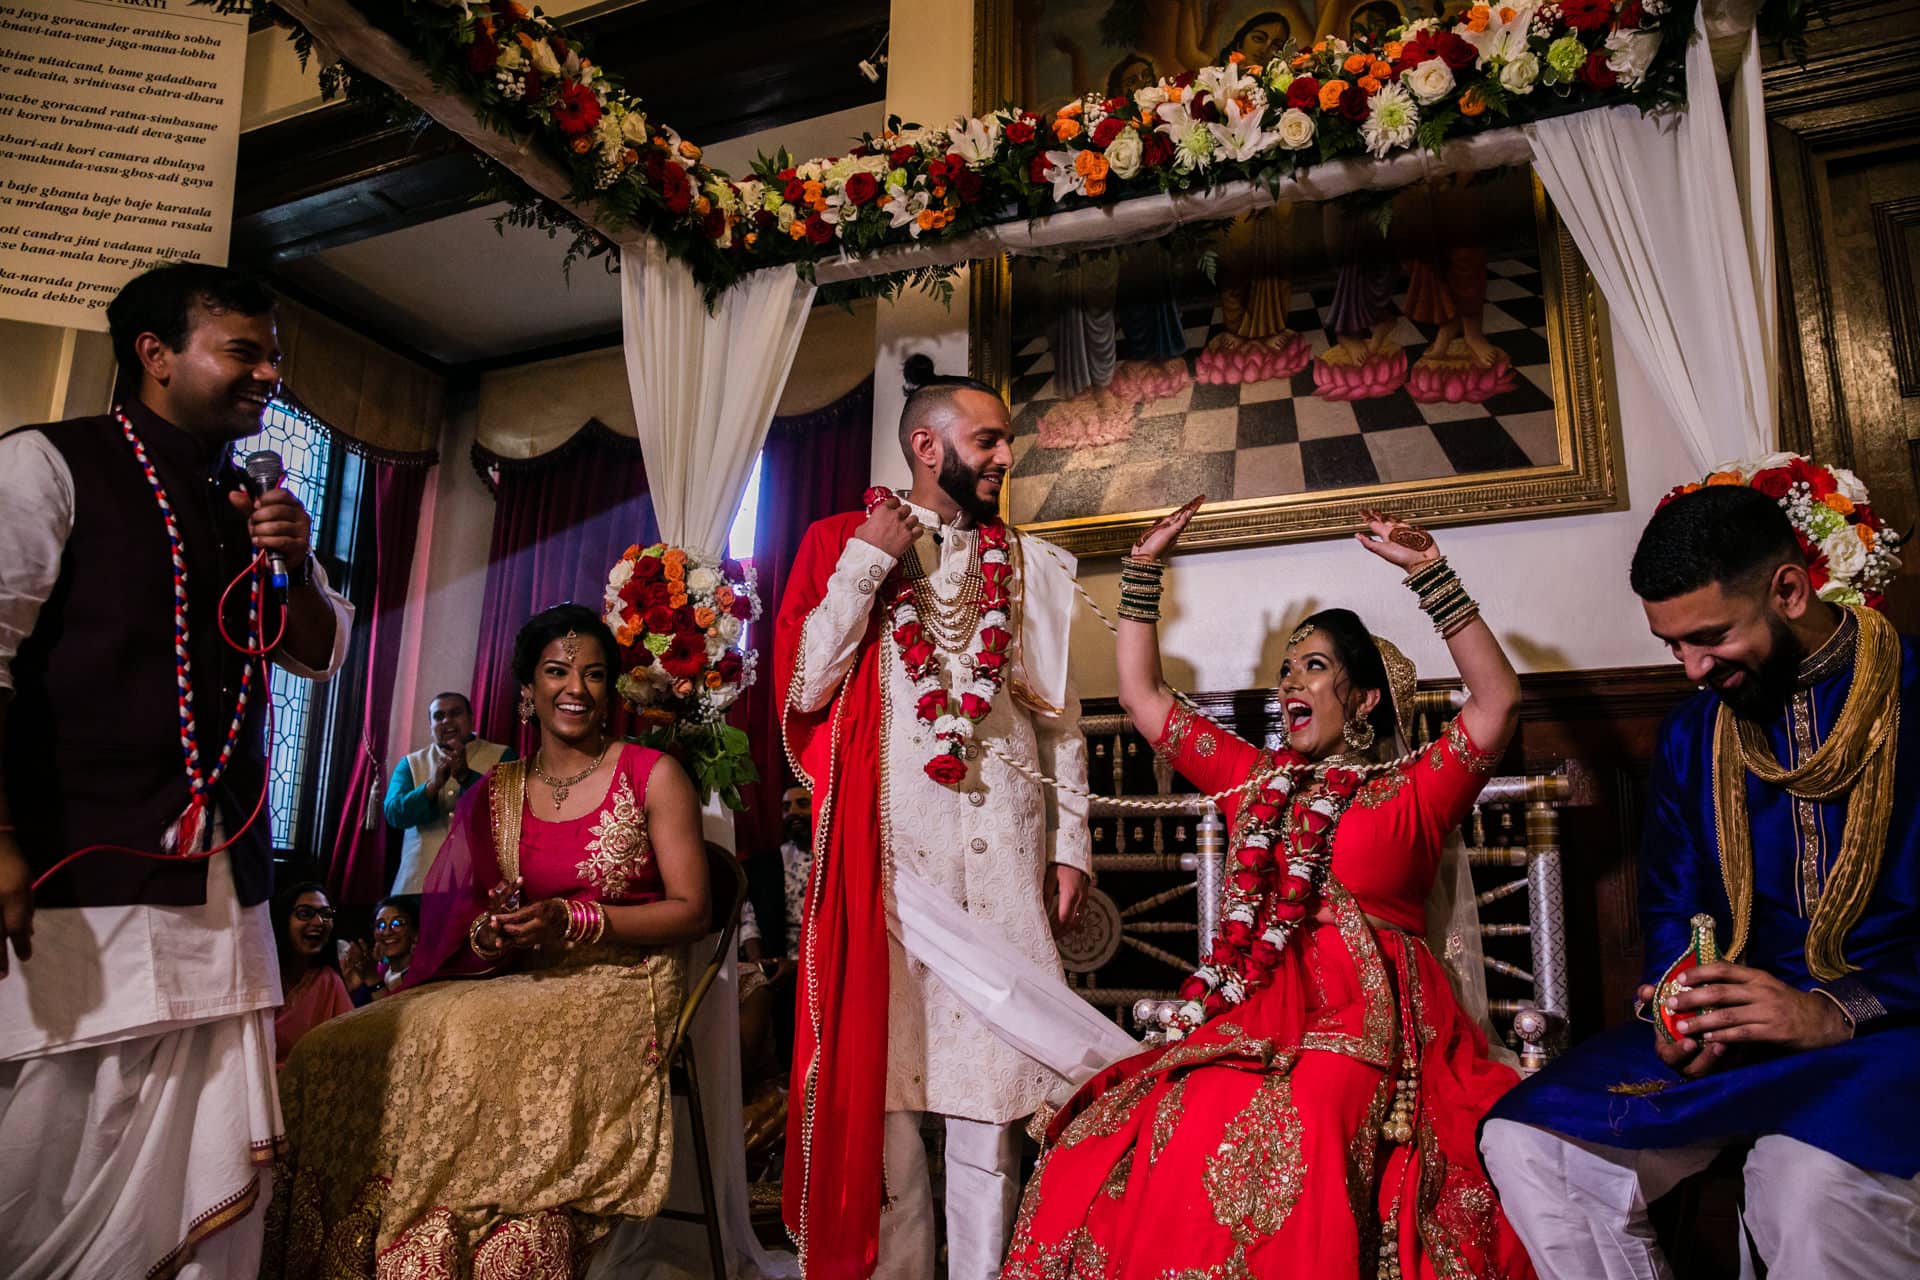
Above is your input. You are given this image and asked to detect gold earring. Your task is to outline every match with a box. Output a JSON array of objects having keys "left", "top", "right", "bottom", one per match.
[
  {"left": 518, "top": 691, "right": 535, "bottom": 723},
  {"left": 1342, "top": 716, "right": 1376, "bottom": 752}
]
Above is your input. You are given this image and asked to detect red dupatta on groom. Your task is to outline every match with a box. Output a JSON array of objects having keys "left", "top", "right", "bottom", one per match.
[{"left": 776, "top": 511, "right": 892, "bottom": 1279}]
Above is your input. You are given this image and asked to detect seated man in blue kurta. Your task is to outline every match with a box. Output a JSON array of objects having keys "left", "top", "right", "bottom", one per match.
[{"left": 1481, "top": 484, "right": 1920, "bottom": 1280}]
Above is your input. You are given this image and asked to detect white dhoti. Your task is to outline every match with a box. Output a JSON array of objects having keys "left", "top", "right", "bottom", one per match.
[
  {"left": 0, "top": 851, "right": 283, "bottom": 1280},
  {"left": 1480, "top": 1119, "right": 1920, "bottom": 1280}
]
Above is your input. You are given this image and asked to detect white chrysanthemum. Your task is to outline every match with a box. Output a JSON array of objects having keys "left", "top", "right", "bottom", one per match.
[
  {"left": 1360, "top": 82, "right": 1419, "bottom": 159},
  {"left": 686, "top": 566, "right": 720, "bottom": 595},
  {"left": 1155, "top": 101, "right": 1215, "bottom": 171},
  {"left": 1403, "top": 57, "right": 1456, "bottom": 105}
]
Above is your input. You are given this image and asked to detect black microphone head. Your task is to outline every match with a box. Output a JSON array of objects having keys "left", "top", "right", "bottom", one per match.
[{"left": 243, "top": 450, "right": 285, "bottom": 497}]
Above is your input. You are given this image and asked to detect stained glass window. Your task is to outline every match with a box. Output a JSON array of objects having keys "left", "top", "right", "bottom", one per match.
[{"left": 233, "top": 400, "right": 333, "bottom": 850}]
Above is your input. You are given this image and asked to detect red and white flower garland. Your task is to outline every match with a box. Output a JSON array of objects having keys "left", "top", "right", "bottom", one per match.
[
  {"left": 1163, "top": 758, "right": 1362, "bottom": 1040},
  {"left": 867, "top": 487, "right": 1015, "bottom": 786},
  {"left": 117, "top": 410, "right": 260, "bottom": 856}
]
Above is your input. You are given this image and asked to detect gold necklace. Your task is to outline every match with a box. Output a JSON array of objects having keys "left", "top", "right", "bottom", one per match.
[
  {"left": 530, "top": 739, "right": 609, "bottom": 812},
  {"left": 903, "top": 538, "right": 985, "bottom": 654}
]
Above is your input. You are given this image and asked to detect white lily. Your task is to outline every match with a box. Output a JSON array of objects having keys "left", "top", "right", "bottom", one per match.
[
  {"left": 883, "top": 181, "right": 930, "bottom": 235},
  {"left": 1043, "top": 149, "right": 1086, "bottom": 201},
  {"left": 1459, "top": 1, "right": 1537, "bottom": 68},
  {"left": 1209, "top": 93, "right": 1281, "bottom": 162},
  {"left": 947, "top": 115, "right": 1001, "bottom": 166}
]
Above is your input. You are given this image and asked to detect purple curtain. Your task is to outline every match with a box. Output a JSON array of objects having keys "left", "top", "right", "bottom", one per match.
[
  {"left": 326, "top": 459, "right": 433, "bottom": 905},
  {"left": 736, "top": 377, "right": 874, "bottom": 855},
  {"left": 469, "top": 422, "right": 658, "bottom": 751}
]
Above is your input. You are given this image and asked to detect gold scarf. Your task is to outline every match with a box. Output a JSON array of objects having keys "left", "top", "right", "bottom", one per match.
[
  {"left": 489, "top": 758, "right": 528, "bottom": 882},
  {"left": 1712, "top": 605, "right": 1902, "bottom": 979}
]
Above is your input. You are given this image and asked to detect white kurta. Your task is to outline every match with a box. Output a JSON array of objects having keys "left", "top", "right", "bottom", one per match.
[{"left": 793, "top": 503, "right": 1091, "bottom": 1124}]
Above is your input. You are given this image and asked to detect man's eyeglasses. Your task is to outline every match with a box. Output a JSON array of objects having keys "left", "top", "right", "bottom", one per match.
[{"left": 291, "top": 905, "right": 335, "bottom": 923}]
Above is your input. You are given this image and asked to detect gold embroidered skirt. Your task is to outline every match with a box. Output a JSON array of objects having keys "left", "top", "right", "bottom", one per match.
[{"left": 263, "top": 951, "right": 682, "bottom": 1279}]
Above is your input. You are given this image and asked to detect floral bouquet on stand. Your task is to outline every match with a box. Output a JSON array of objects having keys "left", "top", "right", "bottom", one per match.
[
  {"left": 1663, "top": 454, "right": 1903, "bottom": 609},
  {"left": 603, "top": 543, "right": 762, "bottom": 808}
]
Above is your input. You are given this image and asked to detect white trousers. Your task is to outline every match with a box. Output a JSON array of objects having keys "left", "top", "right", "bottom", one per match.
[
  {"left": 1481, "top": 1119, "right": 1920, "bottom": 1280},
  {"left": 877, "top": 1110, "right": 1022, "bottom": 1280},
  {"left": 0, "top": 1011, "right": 278, "bottom": 1280}
]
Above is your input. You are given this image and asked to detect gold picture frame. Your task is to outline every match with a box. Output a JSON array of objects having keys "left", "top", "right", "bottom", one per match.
[{"left": 971, "top": 0, "right": 1620, "bottom": 560}]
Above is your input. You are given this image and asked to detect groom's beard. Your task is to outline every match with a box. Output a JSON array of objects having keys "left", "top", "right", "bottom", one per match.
[
  {"left": 938, "top": 450, "right": 1001, "bottom": 525},
  {"left": 1709, "top": 617, "right": 1805, "bottom": 722}
]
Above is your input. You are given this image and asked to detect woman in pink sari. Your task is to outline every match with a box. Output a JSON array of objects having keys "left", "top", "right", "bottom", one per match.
[
  {"left": 265, "top": 605, "right": 711, "bottom": 1279},
  {"left": 271, "top": 881, "right": 352, "bottom": 1070}
]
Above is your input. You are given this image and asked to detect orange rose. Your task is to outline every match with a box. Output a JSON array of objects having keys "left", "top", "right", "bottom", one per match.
[
  {"left": 1499, "top": 5, "right": 1517, "bottom": 20},
  {"left": 1370, "top": 60, "right": 1392, "bottom": 79},
  {"left": 670, "top": 591, "right": 689, "bottom": 609},
  {"left": 615, "top": 622, "right": 639, "bottom": 646},
  {"left": 1074, "top": 150, "right": 1109, "bottom": 180},
  {"left": 678, "top": 140, "right": 702, "bottom": 161},
  {"left": 1057, "top": 100, "right": 1084, "bottom": 118},
  {"left": 1244, "top": 63, "right": 1262, "bottom": 76},
  {"left": 1858, "top": 523, "right": 1877, "bottom": 548},
  {"left": 694, "top": 196, "right": 712, "bottom": 216},
  {"left": 704, "top": 671, "right": 724, "bottom": 689},
  {"left": 802, "top": 180, "right": 825, "bottom": 207},
  {"left": 715, "top": 586, "right": 735, "bottom": 609},
  {"left": 1344, "top": 53, "right": 1370, "bottom": 74},
  {"left": 1821, "top": 491, "right": 1856, "bottom": 516},
  {"left": 1319, "top": 79, "right": 1349, "bottom": 111},
  {"left": 1466, "top": 3, "right": 1491, "bottom": 31},
  {"left": 1705, "top": 471, "right": 1743, "bottom": 486},
  {"left": 663, "top": 548, "right": 686, "bottom": 568},
  {"left": 745, "top": 231, "right": 758, "bottom": 247},
  {"left": 788, "top": 221, "right": 808, "bottom": 240},
  {"left": 1291, "top": 53, "right": 1312, "bottom": 69},
  {"left": 623, "top": 544, "right": 641, "bottom": 558},
  {"left": 1359, "top": 75, "right": 1382, "bottom": 93},
  {"left": 1228, "top": 50, "right": 1245, "bottom": 63},
  {"left": 1384, "top": 40, "right": 1405, "bottom": 60},
  {"left": 694, "top": 606, "right": 717, "bottom": 628},
  {"left": 1459, "top": 87, "right": 1487, "bottom": 116},
  {"left": 1053, "top": 117, "right": 1083, "bottom": 141},
  {"left": 672, "top": 679, "right": 693, "bottom": 698},
  {"left": 1312, "top": 40, "right": 1329, "bottom": 53},
  {"left": 1084, "top": 178, "right": 1107, "bottom": 196},
  {"left": 917, "top": 208, "right": 939, "bottom": 230}
]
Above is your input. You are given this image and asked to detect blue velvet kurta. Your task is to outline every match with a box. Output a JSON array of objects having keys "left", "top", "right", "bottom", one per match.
[{"left": 1488, "top": 624, "right": 1920, "bottom": 1177}]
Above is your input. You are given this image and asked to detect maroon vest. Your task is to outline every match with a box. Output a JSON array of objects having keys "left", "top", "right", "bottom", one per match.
[{"left": 6, "top": 402, "right": 273, "bottom": 909}]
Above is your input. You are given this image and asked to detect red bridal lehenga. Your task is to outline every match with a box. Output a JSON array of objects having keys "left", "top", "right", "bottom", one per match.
[{"left": 1003, "top": 706, "right": 1536, "bottom": 1280}]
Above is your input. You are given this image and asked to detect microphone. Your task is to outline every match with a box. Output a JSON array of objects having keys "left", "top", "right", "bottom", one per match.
[{"left": 242, "top": 450, "right": 290, "bottom": 589}]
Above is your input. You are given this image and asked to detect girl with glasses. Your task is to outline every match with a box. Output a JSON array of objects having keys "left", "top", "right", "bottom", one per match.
[{"left": 271, "top": 881, "right": 351, "bottom": 1070}]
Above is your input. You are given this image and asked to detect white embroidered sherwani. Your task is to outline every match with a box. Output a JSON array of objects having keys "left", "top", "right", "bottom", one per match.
[{"left": 791, "top": 501, "right": 1092, "bottom": 1123}]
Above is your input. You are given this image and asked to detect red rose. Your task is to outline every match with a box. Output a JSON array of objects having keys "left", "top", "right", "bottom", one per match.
[
  {"left": 467, "top": 35, "right": 499, "bottom": 76},
  {"left": 1338, "top": 86, "right": 1369, "bottom": 121},
  {"left": 1233, "top": 844, "right": 1269, "bottom": 869},
  {"left": 1222, "top": 918, "right": 1254, "bottom": 945},
  {"left": 1024, "top": 151, "right": 1050, "bottom": 185},
  {"left": 1172, "top": 70, "right": 1198, "bottom": 89},
  {"left": 954, "top": 169, "right": 984, "bottom": 202},
  {"left": 844, "top": 171, "right": 879, "bottom": 206},
  {"left": 981, "top": 561, "right": 1013, "bottom": 587},
  {"left": 1271, "top": 900, "right": 1307, "bottom": 923},
  {"left": 924, "top": 753, "right": 969, "bottom": 786},
  {"left": 670, "top": 605, "right": 696, "bottom": 631},
  {"left": 1434, "top": 31, "right": 1477, "bottom": 69},
  {"left": 1324, "top": 769, "right": 1359, "bottom": 799},
  {"left": 1560, "top": 0, "right": 1613, "bottom": 30},
  {"left": 643, "top": 605, "right": 675, "bottom": 635},
  {"left": 805, "top": 213, "right": 833, "bottom": 245},
  {"left": 892, "top": 621, "right": 924, "bottom": 648},
  {"left": 783, "top": 177, "right": 806, "bottom": 203},
  {"left": 521, "top": 69, "right": 542, "bottom": 100},
  {"left": 974, "top": 648, "right": 1007, "bottom": 673},
  {"left": 630, "top": 646, "right": 655, "bottom": 667},
  {"left": 1578, "top": 50, "right": 1618, "bottom": 89},
  {"left": 1856, "top": 503, "right": 1878, "bottom": 527},
  {"left": 1103, "top": 96, "right": 1130, "bottom": 115},
  {"left": 903, "top": 639, "right": 936, "bottom": 670},
  {"left": 660, "top": 633, "right": 707, "bottom": 679},
  {"left": 1247, "top": 801, "right": 1280, "bottom": 824},
  {"left": 960, "top": 692, "right": 993, "bottom": 719},
  {"left": 1143, "top": 133, "right": 1174, "bottom": 169},
  {"left": 702, "top": 208, "right": 726, "bottom": 240},
  {"left": 1249, "top": 937, "right": 1283, "bottom": 965},
  {"left": 1286, "top": 76, "right": 1320, "bottom": 111},
  {"left": 717, "top": 652, "right": 743, "bottom": 682},
  {"left": 1092, "top": 117, "right": 1126, "bottom": 149},
  {"left": 978, "top": 625, "right": 1012, "bottom": 653},
  {"left": 1004, "top": 119, "right": 1036, "bottom": 145},
  {"left": 889, "top": 145, "right": 915, "bottom": 165},
  {"left": 1865, "top": 592, "right": 1886, "bottom": 611},
  {"left": 729, "top": 596, "right": 754, "bottom": 621},
  {"left": 1396, "top": 34, "right": 1438, "bottom": 69},
  {"left": 754, "top": 209, "right": 776, "bottom": 230},
  {"left": 1178, "top": 975, "right": 1208, "bottom": 1000},
  {"left": 553, "top": 81, "right": 602, "bottom": 137},
  {"left": 916, "top": 690, "right": 948, "bottom": 722},
  {"left": 1278, "top": 873, "right": 1312, "bottom": 902},
  {"left": 1232, "top": 868, "right": 1267, "bottom": 895},
  {"left": 1300, "top": 809, "right": 1332, "bottom": 837},
  {"left": 1750, "top": 467, "right": 1794, "bottom": 499},
  {"left": 1203, "top": 991, "right": 1231, "bottom": 1017},
  {"left": 631, "top": 555, "right": 663, "bottom": 583}
]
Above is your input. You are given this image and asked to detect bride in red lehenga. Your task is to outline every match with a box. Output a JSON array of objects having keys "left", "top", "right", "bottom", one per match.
[{"left": 1003, "top": 499, "right": 1536, "bottom": 1280}]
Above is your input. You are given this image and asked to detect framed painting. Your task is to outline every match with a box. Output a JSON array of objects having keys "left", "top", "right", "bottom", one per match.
[{"left": 971, "top": 0, "right": 1621, "bottom": 558}]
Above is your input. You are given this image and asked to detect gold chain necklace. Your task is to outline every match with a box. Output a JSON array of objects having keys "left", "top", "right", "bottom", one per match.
[
  {"left": 903, "top": 538, "right": 985, "bottom": 654},
  {"left": 530, "top": 739, "right": 610, "bottom": 812}
]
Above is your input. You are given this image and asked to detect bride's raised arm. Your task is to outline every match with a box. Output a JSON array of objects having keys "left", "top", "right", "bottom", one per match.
[{"left": 1115, "top": 495, "right": 1205, "bottom": 743}]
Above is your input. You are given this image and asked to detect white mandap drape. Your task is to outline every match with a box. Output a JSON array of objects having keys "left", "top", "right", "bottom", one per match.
[{"left": 1526, "top": 4, "right": 1776, "bottom": 472}]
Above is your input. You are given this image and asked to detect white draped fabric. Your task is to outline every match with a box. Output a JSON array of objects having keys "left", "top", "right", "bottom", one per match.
[
  {"left": 619, "top": 240, "right": 818, "bottom": 560},
  {"left": 1526, "top": 7, "right": 1776, "bottom": 473}
]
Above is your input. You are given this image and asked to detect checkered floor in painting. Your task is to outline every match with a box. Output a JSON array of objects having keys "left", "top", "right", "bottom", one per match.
[{"left": 1007, "top": 257, "right": 1558, "bottom": 526}]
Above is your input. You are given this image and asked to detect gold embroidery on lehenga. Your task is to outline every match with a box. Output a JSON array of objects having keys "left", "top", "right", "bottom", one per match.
[
  {"left": 1415, "top": 1120, "right": 1476, "bottom": 1280},
  {"left": 1354, "top": 771, "right": 1408, "bottom": 809},
  {"left": 1101, "top": 1149, "right": 1135, "bottom": 1201},
  {"left": 1299, "top": 878, "right": 1395, "bottom": 1066},
  {"left": 576, "top": 772, "right": 653, "bottom": 898},
  {"left": 1149, "top": 1077, "right": 1188, "bottom": 1164},
  {"left": 377, "top": 1205, "right": 458, "bottom": 1278},
  {"left": 1005, "top": 1227, "right": 1116, "bottom": 1280},
  {"left": 1441, "top": 719, "right": 1501, "bottom": 776},
  {"left": 1154, "top": 1245, "right": 1255, "bottom": 1280},
  {"left": 1203, "top": 1075, "right": 1305, "bottom": 1242},
  {"left": 471, "top": 1209, "right": 573, "bottom": 1279},
  {"left": 1058, "top": 1072, "right": 1157, "bottom": 1148},
  {"left": 1347, "top": 1072, "right": 1394, "bottom": 1263}
]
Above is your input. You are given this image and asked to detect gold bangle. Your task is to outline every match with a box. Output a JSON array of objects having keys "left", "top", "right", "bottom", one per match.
[{"left": 469, "top": 913, "right": 505, "bottom": 961}]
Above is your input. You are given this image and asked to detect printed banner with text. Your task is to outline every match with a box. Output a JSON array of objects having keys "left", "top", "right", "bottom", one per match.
[{"left": 0, "top": 0, "right": 247, "bottom": 330}]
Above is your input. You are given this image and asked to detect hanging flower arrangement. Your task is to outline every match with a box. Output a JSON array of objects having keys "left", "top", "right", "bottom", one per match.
[
  {"left": 260, "top": 0, "right": 1694, "bottom": 300},
  {"left": 1661, "top": 454, "right": 1904, "bottom": 610},
  {"left": 603, "top": 542, "right": 762, "bottom": 807}
]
